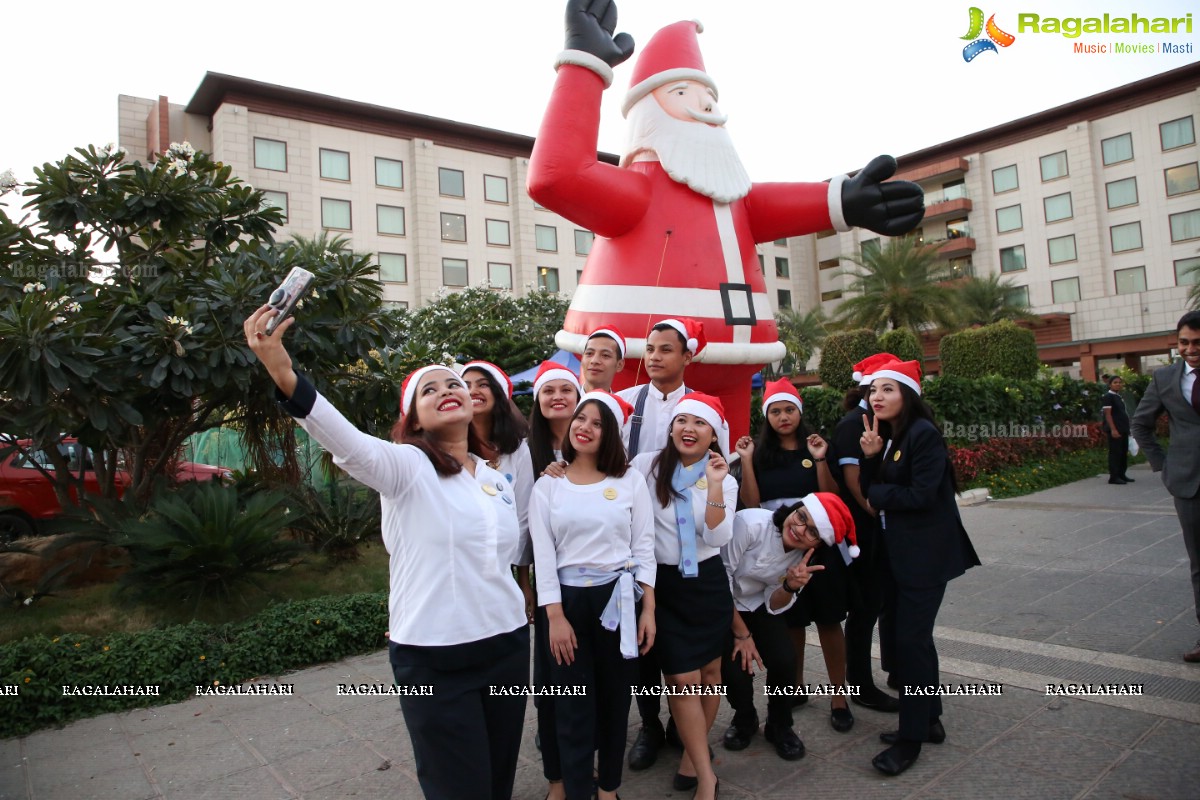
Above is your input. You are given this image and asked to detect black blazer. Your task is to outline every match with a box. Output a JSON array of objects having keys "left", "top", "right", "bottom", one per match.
[{"left": 859, "top": 418, "right": 980, "bottom": 588}]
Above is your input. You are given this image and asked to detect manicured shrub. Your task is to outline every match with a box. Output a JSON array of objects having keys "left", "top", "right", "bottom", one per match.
[
  {"left": 877, "top": 327, "right": 923, "bottom": 364},
  {"left": 940, "top": 320, "right": 1038, "bottom": 379},
  {"left": 817, "top": 329, "right": 879, "bottom": 390}
]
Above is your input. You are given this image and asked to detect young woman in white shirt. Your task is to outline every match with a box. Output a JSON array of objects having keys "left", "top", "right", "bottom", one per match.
[
  {"left": 532, "top": 391, "right": 656, "bottom": 800},
  {"left": 244, "top": 307, "right": 526, "bottom": 800},
  {"left": 630, "top": 394, "right": 736, "bottom": 800}
]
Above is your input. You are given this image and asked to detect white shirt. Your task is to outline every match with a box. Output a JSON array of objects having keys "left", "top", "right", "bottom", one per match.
[
  {"left": 722, "top": 509, "right": 806, "bottom": 615},
  {"left": 297, "top": 394, "right": 525, "bottom": 647},
  {"left": 630, "top": 452, "right": 737, "bottom": 566},
  {"left": 492, "top": 440, "right": 535, "bottom": 566},
  {"left": 618, "top": 383, "right": 690, "bottom": 457},
  {"left": 1183, "top": 365, "right": 1198, "bottom": 405},
  {"left": 530, "top": 471, "right": 657, "bottom": 605}
]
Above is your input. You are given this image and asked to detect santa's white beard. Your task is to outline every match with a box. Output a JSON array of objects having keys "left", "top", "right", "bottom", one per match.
[{"left": 622, "top": 95, "right": 752, "bottom": 203}]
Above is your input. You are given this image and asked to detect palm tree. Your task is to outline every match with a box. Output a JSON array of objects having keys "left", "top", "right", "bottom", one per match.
[
  {"left": 832, "top": 236, "right": 956, "bottom": 333},
  {"left": 951, "top": 273, "right": 1039, "bottom": 328},
  {"left": 1184, "top": 259, "right": 1200, "bottom": 310},
  {"left": 770, "top": 307, "right": 828, "bottom": 376}
]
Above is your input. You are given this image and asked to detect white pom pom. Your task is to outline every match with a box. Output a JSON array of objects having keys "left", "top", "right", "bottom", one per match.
[
  {"left": 852, "top": 371, "right": 863, "bottom": 382},
  {"left": 848, "top": 545, "right": 861, "bottom": 559}
]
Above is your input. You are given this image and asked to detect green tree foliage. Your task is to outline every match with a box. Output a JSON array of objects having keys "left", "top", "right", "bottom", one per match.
[
  {"left": 877, "top": 327, "right": 924, "bottom": 364},
  {"left": 950, "top": 273, "right": 1038, "bottom": 327},
  {"left": 832, "top": 236, "right": 956, "bottom": 333},
  {"left": 1183, "top": 258, "right": 1200, "bottom": 310},
  {"left": 769, "top": 307, "right": 827, "bottom": 377},
  {"left": 817, "top": 329, "right": 879, "bottom": 390},
  {"left": 939, "top": 320, "right": 1039, "bottom": 379}
]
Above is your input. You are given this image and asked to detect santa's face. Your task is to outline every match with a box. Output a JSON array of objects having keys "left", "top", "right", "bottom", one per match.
[{"left": 651, "top": 81, "right": 724, "bottom": 126}]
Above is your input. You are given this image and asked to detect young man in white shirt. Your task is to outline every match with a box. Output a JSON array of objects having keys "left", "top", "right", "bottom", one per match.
[
  {"left": 580, "top": 325, "right": 626, "bottom": 393},
  {"left": 618, "top": 318, "right": 704, "bottom": 460}
]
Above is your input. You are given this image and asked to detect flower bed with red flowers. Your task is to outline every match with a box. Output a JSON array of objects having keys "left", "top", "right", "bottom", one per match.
[{"left": 948, "top": 422, "right": 1105, "bottom": 486}]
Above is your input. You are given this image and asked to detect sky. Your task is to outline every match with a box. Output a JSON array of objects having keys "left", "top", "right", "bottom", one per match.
[{"left": 2, "top": 0, "right": 1198, "bottom": 187}]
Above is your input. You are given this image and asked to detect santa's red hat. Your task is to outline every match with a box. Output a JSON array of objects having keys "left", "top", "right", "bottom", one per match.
[
  {"left": 800, "top": 492, "right": 859, "bottom": 558},
  {"left": 674, "top": 392, "right": 729, "bottom": 456},
  {"left": 462, "top": 360, "right": 514, "bottom": 399},
  {"left": 532, "top": 360, "right": 582, "bottom": 398},
  {"left": 400, "top": 365, "right": 459, "bottom": 416},
  {"left": 871, "top": 359, "right": 923, "bottom": 396},
  {"left": 852, "top": 352, "right": 900, "bottom": 386},
  {"left": 656, "top": 317, "right": 707, "bottom": 356},
  {"left": 762, "top": 377, "right": 803, "bottom": 415},
  {"left": 622, "top": 20, "right": 716, "bottom": 117},
  {"left": 586, "top": 324, "right": 627, "bottom": 359},
  {"left": 577, "top": 390, "right": 635, "bottom": 426}
]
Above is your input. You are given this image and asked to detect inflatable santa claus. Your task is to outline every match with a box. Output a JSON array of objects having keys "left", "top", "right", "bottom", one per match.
[{"left": 528, "top": 0, "right": 924, "bottom": 441}]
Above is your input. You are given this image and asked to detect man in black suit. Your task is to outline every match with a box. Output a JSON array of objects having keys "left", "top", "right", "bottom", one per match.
[
  {"left": 1131, "top": 310, "right": 1200, "bottom": 663},
  {"left": 1101, "top": 375, "right": 1133, "bottom": 484}
]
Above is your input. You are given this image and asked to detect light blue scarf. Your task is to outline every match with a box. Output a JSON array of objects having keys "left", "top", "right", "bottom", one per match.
[{"left": 671, "top": 454, "right": 709, "bottom": 578}]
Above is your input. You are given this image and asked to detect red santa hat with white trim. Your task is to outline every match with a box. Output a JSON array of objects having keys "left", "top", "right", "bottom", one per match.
[
  {"left": 577, "top": 390, "right": 635, "bottom": 426},
  {"left": 799, "top": 492, "right": 859, "bottom": 558},
  {"left": 870, "top": 359, "right": 923, "bottom": 396},
  {"left": 762, "top": 377, "right": 802, "bottom": 414},
  {"left": 462, "top": 360, "right": 514, "bottom": 399},
  {"left": 656, "top": 317, "right": 707, "bottom": 356},
  {"left": 673, "top": 392, "right": 729, "bottom": 456},
  {"left": 622, "top": 20, "right": 715, "bottom": 117},
  {"left": 532, "top": 360, "right": 582, "bottom": 397},
  {"left": 400, "top": 364, "right": 459, "bottom": 416},
  {"left": 852, "top": 352, "right": 900, "bottom": 387},
  {"left": 586, "top": 324, "right": 627, "bottom": 359}
]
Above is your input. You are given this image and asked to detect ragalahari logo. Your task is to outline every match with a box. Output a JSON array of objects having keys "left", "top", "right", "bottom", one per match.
[{"left": 961, "top": 7, "right": 1016, "bottom": 61}]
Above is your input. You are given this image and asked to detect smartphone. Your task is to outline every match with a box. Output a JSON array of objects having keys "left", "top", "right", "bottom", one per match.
[{"left": 264, "top": 267, "right": 315, "bottom": 335}]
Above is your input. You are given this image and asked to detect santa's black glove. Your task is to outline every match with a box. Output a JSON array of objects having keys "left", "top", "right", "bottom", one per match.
[
  {"left": 841, "top": 155, "right": 925, "bottom": 236},
  {"left": 565, "top": 0, "right": 635, "bottom": 68}
]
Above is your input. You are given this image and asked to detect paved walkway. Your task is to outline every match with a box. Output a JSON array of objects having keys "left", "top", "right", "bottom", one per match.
[{"left": 2, "top": 464, "right": 1198, "bottom": 799}]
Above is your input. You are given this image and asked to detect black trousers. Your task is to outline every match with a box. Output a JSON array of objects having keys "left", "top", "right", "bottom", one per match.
[
  {"left": 1107, "top": 433, "right": 1129, "bottom": 480},
  {"left": 633, "top": 636, "right": 664, "bottom": 726},
  {"left": 534, "top": 605, "right": 562, "bottom": 781},
  {"left": 879, "top": 570, "right": 946, "bottom": 742},
  {"left": 550, "top": 584, "right": 638, "bottom": 799},
  {"left": 1176, "top": 493, "right": 1200, "bottom": 625},
  {"left": 721, "top": 604, "right": 797, "bottom": 729},
  {"left": 845, "top": 530, "right": 887, "bottom": 689},
  {"left": 389, "top": 628, "right": 529, "bottom": 800}
]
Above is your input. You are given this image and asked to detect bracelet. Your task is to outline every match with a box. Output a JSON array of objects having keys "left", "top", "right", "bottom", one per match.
[
  {"left": 706, "top": 500, "right": 726, "bottom": 508},
  {"left": 782, "top": 579, "right": 800, "bottom": 594},
  {"left": 814, "top": 457, "right": 826, "bottom": 462},
  {"left": 734, "top": 632, "right": 751, "bottom": 641}
]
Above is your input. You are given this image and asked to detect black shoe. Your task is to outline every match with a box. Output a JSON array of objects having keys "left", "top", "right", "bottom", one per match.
[
  {"left": 722, "top": 719, "right": 758, "bottom": 751},
  {"left": 851, "top": 687, "right": 900, "bottom": 713},
  {"left": 830, "top": 705, "right": 855, "bottom": 732},
  {"left": 1108, "top": 478, "right": 1129, "bottom": 484},
  {"left": 763, "top": 723, "right": 805, "bottom": 761},
  {"left": 879, "top": 719, "right": 945, "bottom": 745},
  {"left": 872, "top": 741, "right": 921, "bottom": 776},
  {"left": 666, "top": 715, "right": 683, "bottom": 749},
  {"left": 628, "top": 723, "right": 664, "bottom": 771},
  {"left": 1122, "top": 476, "right": 1135, "bottom": 482},
  {"left": 673, "top": 773, "right": 698, "bottom": 791},
  {"left": 886, "top": 673, "right": 901, "bottom": 691}
]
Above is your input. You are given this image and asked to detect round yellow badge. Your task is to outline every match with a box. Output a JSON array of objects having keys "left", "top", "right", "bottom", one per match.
[
  {"left": 802, "top": 459, "right": 813, "bottom": 469},
  {"left": 696, "top": 477, "right": 708, "bottom": 490},
  {"left": 603, "top": 488, "right": 618, "bottom": 500},
  {"left": 893, "top": 450, "right": 902, "bottom": 462},
  {"left": 482, "top": 484, "right": 498, "bottom": 496}
]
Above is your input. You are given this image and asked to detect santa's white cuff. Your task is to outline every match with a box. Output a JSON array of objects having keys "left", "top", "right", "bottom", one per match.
[
  {"left": 555, "top": 50, "right": 614, "bottom": 88},
  {"left": 827, "top": 174, "right": 850, "bottom": 232}
]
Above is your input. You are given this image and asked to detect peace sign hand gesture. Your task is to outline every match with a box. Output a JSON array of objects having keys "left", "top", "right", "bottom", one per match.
[
  {"left": 785, "top": 548, "right": 825, "bottom": 591},
  {"left": 859, "top": 414, "right": 884, "bottom": 458}
]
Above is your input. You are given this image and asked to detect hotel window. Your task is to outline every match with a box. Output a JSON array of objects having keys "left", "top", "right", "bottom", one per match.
[
  {"left": 943, "top": 178, "right": 966, "bottom": 201},
  {"left": 441, "top": 213, "right": 466, "bottom": 242},
  {"left": 1040, "top": 151, "right": 1068, "bottom": 182},
  {"left": 821, "top": 289, "right": 843, "bottom": 301},
  {"left": 992, "top": 164, "right": 1018, "bottom": 194},
  {"left": 1176, "top": 256, "right": 1200, "bottom": 286},
  {"left": 999, "top": 244, "right": 1026, "bottom": 273},
  {"left": 253, "top": 138, "right": 287, "bottom": 172},
  {"left": 487, "top": 262, "right": 513, "bottom": 290},
  {"left": 819, "top": 258, "right": 839, "bottom": 270},
  {"left": 375, "top": 157, "right": 404, "bottom": 189},
  {"left": 483, "top": 174, "right": 508, "bottom": 204},
  {"left": 377, "top": 205, "right": 406, "bottom": 236},
  {"left": 1006, "top": 285, "right": 1029, "bottom": 307},
  {"left": 1114, "top": 266, "right": 1146, "bottom": 295},
  {"left": 385, "top": 300, "right": 409, "bottom": 311},
  {"left": 1110, "top": 221, "right": 1143, "bottom": 253},
  {"left": 995, "top": 204, "right": 1022, "bottom": 233},
  {"left": 1047, "top": 235, "right": 1077, "bottom": 264},
  {"left": 774, "top": 238, "right": 788, "bottom": 247},
  {"left": 438, "top": 167, "right": 465, "bottom": 197},
  {"left": 575, "top": 229, "right": 594, "bottom": 256},
  {"left": 861, "top": 238, "right": 880, "bottom": 257},
  {"left": 1044, "top": 192, "right": 1073, "bottom": 223},
  {"left": 1169, "top": 209, "right": 1200, "bottom": 242},
  {"left": 442, "top": 258, "right": 468, "bottom": 287},
  {"left": 321, "top": 198, "right": 351, "bottom": 230},
  {"left": 1051, "top": 277, "right": 1080, "bottom": 303},
  {"left": 1106, "top": 177, "right": 1138, "bottom": 209},
  {"left": 535, "top": 224, "right": 558, "bottom": 252},
  {"left": 538, "top": 267, "right": 560, "bottom": 292},
  {"left": 1161, "top": 116, "right": 1196, "bottom": 150},
  {"left": 378, "top": 253, "right": 407, "bottom": 284},
  {"left": 777, "top": 289, "right": 792, "bottom": 309},
  {"left": 485, "top": 219, "right": 510, "bottom": 247},
  {"left": 946, "top": 218, "right": 970, "bottom": 239},
  {"left": 775, "top": 257, "right": 789, "bottom": 278},
  {"left": 1165, "top": 163, "right": 1200, "bottom": 197},
  {"left": 1101, "top": 133, "right": 1133, "bottom": 166},
  {"left": 260, "top": 190, "right": 288, "bottom": 222},
  {"left": 949, "top": 257, "right": 972, "bottom": 278},
  {"left": 319, "top": 148, "right": 350, "bottom": 181},
  {"left": 757, "top": 254, "right": 765, "bottom": 273}
]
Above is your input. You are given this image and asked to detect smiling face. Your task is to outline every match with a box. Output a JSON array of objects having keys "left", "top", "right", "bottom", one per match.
[
  {"left": 644, "top": 328, "right": 692, "bottom": 386},
  {"left": 766, "top": 401, "right": 801, "bottom": 437},
  {"left": 410, "top": 370, "right": 472, "bottom": 434},
  {"left": 568, "top": 402, "right": 604, "bottom": 456},
  {"left": 1179, "top": 325, "right": 1200, "bottom": 370},
  {"left": 651, "top": 80, "right": 723, "bottom": 126},
  {"left": 671, "top": 412, "right": 716, "bottom": 462},
  {"left": 538, "top": 379, "right": 580, "bottom": 420},
  {"left": 869, "top": 378, "right": 905, "bottom": 423},
  {"left": 780, "top": 506, "right": 822, "bottom": 552},
  {"left": 463, "top": 369, "right": 496, "bottom": 418},
  {"left": 581, "top": 336, "right": 624, "bottom": 391}
]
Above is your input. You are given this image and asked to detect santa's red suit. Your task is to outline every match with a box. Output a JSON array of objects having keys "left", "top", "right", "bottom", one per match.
[{"left": 528, "top": 21, "right": 851, "bottom": 442}]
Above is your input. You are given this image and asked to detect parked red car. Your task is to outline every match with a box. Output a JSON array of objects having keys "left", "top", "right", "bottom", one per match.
[{"left": 0, "top": 438, "right": 232, "bottom": 540}]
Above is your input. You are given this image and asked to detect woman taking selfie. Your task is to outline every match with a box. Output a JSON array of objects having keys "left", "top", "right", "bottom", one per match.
[
  {"left": 858, "top": 359, "right": 980, "bottom": 777},
  {"left": 531, "top": 390, "right": 656, "bottom": 800},
  {"left": 243, "top": 307, "right": 526, "bottom": 800}
]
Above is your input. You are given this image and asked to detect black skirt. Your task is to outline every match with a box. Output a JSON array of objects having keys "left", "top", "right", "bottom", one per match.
[
  {"left": 783, "top": 544, "right": 849, "bottom": 627},
  {"left": 653, "top": 555, "right": 734, "bottom": 675}
]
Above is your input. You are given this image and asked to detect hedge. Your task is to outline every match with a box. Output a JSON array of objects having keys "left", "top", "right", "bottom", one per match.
[
  {"left": 817, "top": 329, "right": 879, "bottom": 390},
  {"left": 877, "top": 328, "right": 923, "bottom": 364},
  {"left": 940, "top": 320, "right": 1039, "bottom": 379}
]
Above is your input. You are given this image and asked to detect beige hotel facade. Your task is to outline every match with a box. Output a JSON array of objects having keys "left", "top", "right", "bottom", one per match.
[{"left": 119, "top": 63, "right": 1200, "bottom": 378}]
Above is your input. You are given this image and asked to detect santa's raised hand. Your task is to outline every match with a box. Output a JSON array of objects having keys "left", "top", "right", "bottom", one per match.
[
  {"left": 841, "top": 154, "right": 925, "bottom": 236},
  {"left": 565, "top": 0, "right": 635, "bottom": 67}
]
